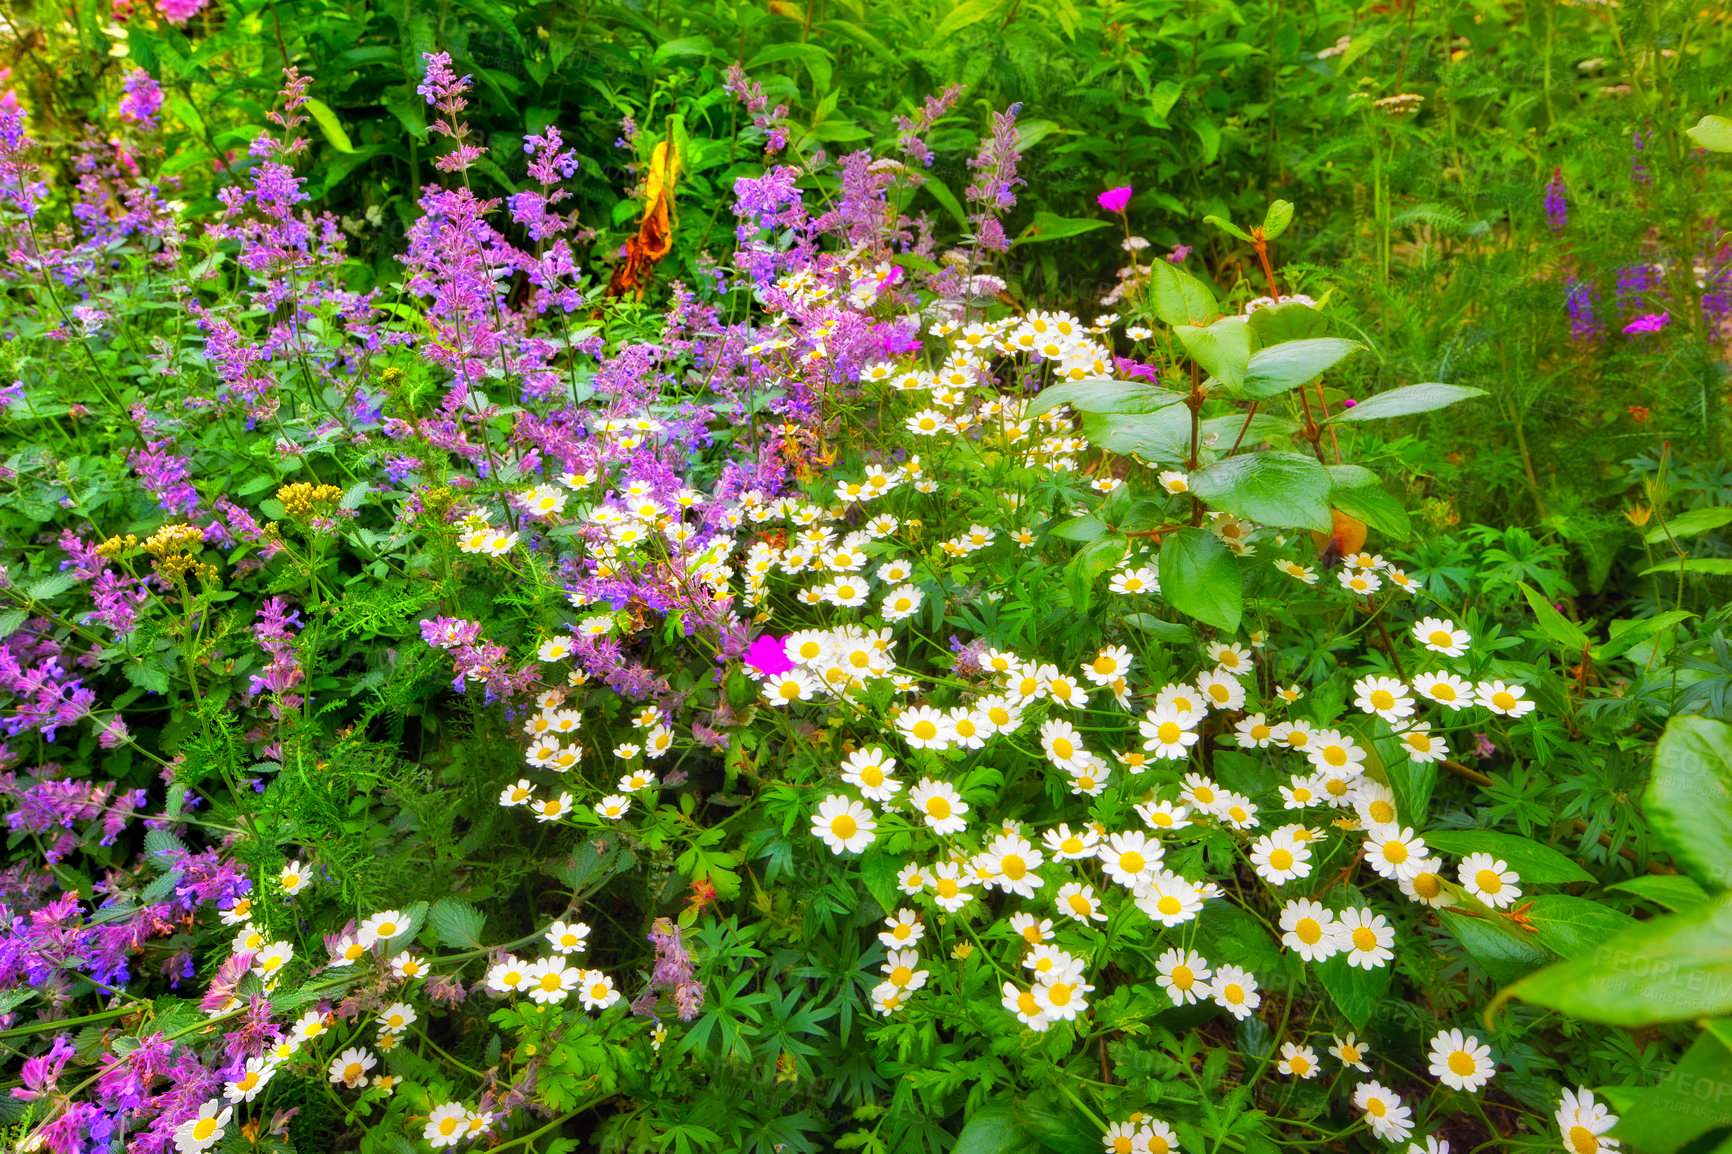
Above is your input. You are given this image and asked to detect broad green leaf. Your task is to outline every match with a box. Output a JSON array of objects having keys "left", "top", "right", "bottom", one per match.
[
  {"left": 1050, "top": 514, "right": 1108, "bottom": 542},
  {"left": 1247, "top": 300, "right": 1328, "bottom": 344},
  {"left": 1522, "top": 895, "right": 1638, "bottom": 960},
  {"left": 1199, "top": 412, "right": 1296, "bottom": 447},
  {"left": 303, "top": 98, "right": 357, "bottom": 154},
  {"left": 1262, "top": 199, "right": 1295, "bottom": 240},
  {"left": 1175, "top": 317, "right": 1252, "bottom": 392},
  {"left": 1640, "top": 557, "right": 1732, "bottom": 577},
  {"left": 1332, "top": 383, "right": 1488, "bottom": 422},
  {"left": 1438, "top": 909, "right": 1557, "bottom": 984},
  {"left": 1611, "top": 1029, "right": 1732, "bottom": 1153},
  {"left": 1191, "top": 900, "right": 1283, "bottom": 973},
  {"left": 1646, "top": 716, "right": 1732, "bottom": 892},
  {"left": 923, "top": 178, "right": 968, "bottom": 227},
  {"left": 1146, "top": 259, "right": 1219, "bottom": 328},
  {"left": 652, "top": 35, "right": 713, "bottom": 64},
  {"left": 1687, "top": 114, "right": 1732, "bottom": 153},
  {"left": 1122, "top": 613, "right": 1193, "bottom": 643},
  {"left": 953, "top": 1102, "right": 1034, "bottom": 1154},
  {"left": 1081, "top": 407, "right": 1192, "bottom": 463},
  {"left": 1606, "top": 874, "right": 1709, "bottom": 913},
  {"left": 1518, "top": 581, "right": 1590, "bottom": 651},
  {"left": 1326, "top": 464, "right": 1380, "bottom": 490},
  {"left": 1014, "top": 212, "right": 1115, "bottom": 247},
  {"left": 1027, "top": 378, "right": 1182, "bottom": 419},
  {"left": 1329, "top": 487, "right": 1411, "bottom": 540},
  {"left": 1375, "top": 733, "right": 1437, "bottom": 827},
  {"left": 934, "top": 0, "right": 1004, "bottom": 39},
  {"left": 1314, "top": 950, "right": 1389, "bottom": 1030},
  {"left": 166, "top": 93, "right": 206, "bottom": 138},
  {"left": 1503, "top": 893, "right": 1732, "bottom": 1025},
  {"left": 1645, "top": 507, "right": 1732, "bottom": 542},
  {"left": 1104, "top": 499, "right": 1168, "bottom": 534},
  {"left": 858, "top": 850, "right": 902, "bottom": 915},
  {"left": 1067, "top": 535, "right": 1128, "bottom": 614},
  {"left": 1420, "top": 830, "right": 1594, "bottom": 884},
  {"left": 1239, "top": 338, "right": 1363, "bottom": 399},
  {"left": 427, "top": 897, "right": 486, "bottom": 949},
  {"left": 1189, "top": 450, "right": 1333, "bottom": 532},
  {"left": 1158, "top": 528, "right": 1242, "bottom": 633}
]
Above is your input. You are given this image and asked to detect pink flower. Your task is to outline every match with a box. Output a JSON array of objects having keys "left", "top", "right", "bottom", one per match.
[
  {"left": 745, "top": 634, "right": 794, "bottom": 677},
  {"left": 1097, "top": 185, "right": 1133, "bottom": 213},
  {"left": 1623, "top": 312, "right": 1669, "bottom": 334}
]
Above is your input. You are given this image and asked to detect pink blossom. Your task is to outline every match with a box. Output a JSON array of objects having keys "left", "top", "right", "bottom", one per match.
[
  {"left": 1097, "top": 185, "right": 1133, "bottom": 213},
  {"left": 745, "top": 634, "right": 794, "bottom": 677},
  {"left": 1623, "top": 312, "right": 1669, "bottom": 334}
]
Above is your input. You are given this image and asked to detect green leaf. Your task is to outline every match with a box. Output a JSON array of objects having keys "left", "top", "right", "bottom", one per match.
[
  {"left": 1050, "top": 515, "right": 1109, "bottom": 542},
  {"left": 1606, "top": 874, "right": 1710, "bottom": 912},
  {"left": 1687, "top": 114, "right": 1732, "bottom": 153},
  {"left": 1247, "top": 301, "right": 1328, "bottom": 344},
  {"left": 1327, "top": 465, "right": 1380, "bottom": 490},
  {"left": 1332, "top": 383, "right": 1488, "bottom": 422},
  {"left": 1594, "top": 611, "right": 1695, "bottom": 662},
  {"left": 1175, "top": 317, "right": 1252, "bottom": 392},
  {"left": 934, "top": 0, "right": 1005, "bottom": 39},
  {"left": 427, "top": 897, "right": 486, "bottom": 949},
  {"left": 1438, "top": 909, "right": 1557, "bottom": 984},
  {"left": 166, "top": 93, "right": 206, "bottom": 138},
  {"left": 1262, "top": 199, "right": 1296, "bottom": 240},
  {"left": 1146, "top": 260, "right": 1219, "bottom": 328},
  {"left": 1026, "top": 378, "right": 1182, "bottom": 419},
  {"left": 652, "top": 35, "right": 713, "bottom": 64},
  {"left": 1329, "top": 487, "right": 1412, "bottom": 540},
  {"left": 953, "top": 1103, "right": 1034, "bottom": 1154},
  {"left": 1611, "top": 1029, "right": 1732, "bottom": 1153},
  {"left": 1066, "top": 536, "right": 1128, "bottom": 614},
  {"left": 303, "top": 98, "right": 357, "bottom": 154},
  {"left": 1122, "top": 613, "right": 1193, "bottom": 644},
  {"left": 1518, "top": 581, "right": 1590, "bottom": 650},
  {"left": 1647, "top": 716, "right": 1732, "bottom": 892},
  {"left": 1645, "top": 507, "right": 1732, "bottom": 542},
  {"left": 1158, "top": 529, "right": 1242, "bottom": 633},
  {"left": 1202, "top": 214, "right": 1253, "bottom": 242},
  {"left": 1081, "top": 407, "right": 1192, "bottom": 463},
  {"left": 1239, "top": 338, "right": 1363, "bottom": 399},
  {"left": 1314, "top": 950, "right": 1389, "bottom": 1030},
  {"left": 1503, "top": 894, "right": 1732, "bottom": 1025},
  {"left": 1014, "top": 212, "right": 1115, "bottom": 247},
  {"left": 1522, "top": 895, "right": 1638, "bottom": 960},
  {"left": 1190, "top": 450, "right": 1333, "bottom": 532},
  {"left": 1379, "top": 738, "right": 1437, "bottom": 827},
  {"left": 858, "top": 851, "right": 901, "bottom": 915},
  {"left": 1639, "top": 558, "right": 1732, "bottom": 577},
  {"left": 1421, "top": 830, "right": 1594, "bottom": 884}
]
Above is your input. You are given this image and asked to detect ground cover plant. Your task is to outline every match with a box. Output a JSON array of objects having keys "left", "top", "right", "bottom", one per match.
[{"left": 2, "top": 4, "right": 1732, "bottom": 1154}]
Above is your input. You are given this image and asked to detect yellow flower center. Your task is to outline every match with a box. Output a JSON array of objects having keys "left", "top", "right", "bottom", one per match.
[
  {"left": 1047, "top": 983, "right": 1073, "bottom": 1006},
  {"left": 1449, "top": 1051, "right": 1477, "bottom": 1076},
  {"left": 831, "top": 815, "right": 858, "bottom": 840},
  {"left": 1209, "top": 684, "right": 1230, "bottom": 702},
  {"left": 540, "top": 974, "right": 562, "bottom": 992},
  {"left": 1157, "top": 895, "right": 1182, "bottom": 916},
  {"left": 1569, "top": 1126, "right": 1600, "bottom": 1154},
  {"left": 1492, "top": 691, "right": 1517, "bottom": 711},
  {"left": 1053, "top": 738, "right": 1074, "bottom": 759},
  {"left": 440, "top": 1118, "right": 460, "bottom": 1136},
  {"left": 889, "top": 965, "right": 913, "bottom": 987},
  {"left": 1352, "top": 927, "right": 1378, "bottom": 951},
  {"left": 926, "top": 797, "right": 951, "bottom": 820},
  {"left": 1120, "top": 851, "right": 1145, "bottom": 875},
  {"left": 1068, "top": 894, "right": 1092, "bottom": 915},
  {"left": 1093, "top": 656, "right": 1116, "bottom": 675},
  {"left": 1113, "top": 1138, "right": 1133, "bottom": 1154},
  {"left": 1429, "top": 630, "right": 1453, "bottom": 648},
  {"left": 1414, "top": 873, "right": 1442, "bottom": 899},
  {"left": 1370, "top": 690, "right": 1395, "bottom": 709},
  {"left": 1383, "top": 841, "right": 1409, "bottom": 864},
  {"left": 1367, "top": 1097, "right": 1387, "bottom": 1118},
  {"left": 1476, "top": 869, "right": 1503, "bottom": 894},
  {"left": 1291, "top": 1055, "right": 1310, "bottom": 1075},
  {"left": 344, "top": 1062, "right": 363, "bottom": 1082},
  {"left": 237, "top": 1073, "right": 258, "bottom": 1091},
  {"left": 1061, "top": 836, "right": 1084, "bottom": 853},
  {"left": 1158, "top": 722, "right": 1181, "bottom": 744},
  {"left": 912, "top": 720, "right": 937, "bottom": 741},
  {"left": 193, "top": 1119, "right": 218, "bottom": 1141},
  {"left": 1001, "top": 855, "right": 1027, "bottom": 880},
  {"left": 1223, "top": 983, "right": 1244, "bottom": 1004},
  {"left": 1323, "top": 746, "right": 1348, "bottom": 767},
  {"left": 1171, "top": 966, "right": 1193, "bottom": 989},
  {"left": 1368, "top": 800, "right": 1396, "bottom": 823},
  {"left": 1017, "top": 990, "right": 1041, "bottom": 1016},
  {"left": 1296, "top": 918, "right": 1322, "bottom": 944},
  {"left": 936, "top": 878, "right": 960, "bottom": 898}
]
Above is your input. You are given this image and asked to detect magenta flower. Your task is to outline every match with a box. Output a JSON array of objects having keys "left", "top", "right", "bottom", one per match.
[
  {"left": 1098, "top": 185, "right": 1133, "bottom": 213},
  {"left": 744, "top": 634, "right": 794, "bottom": 677},
  {"left": 1623, "top": 312, "right": 1669, "bottom": 334}
]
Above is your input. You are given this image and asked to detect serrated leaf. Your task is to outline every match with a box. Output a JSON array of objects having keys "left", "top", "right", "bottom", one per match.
[
  {"left": 27, "top": 572, "right": 81, "bottom": 601},
  {"left": 427, "top": 897, "right": 487, "bottom": 949}
]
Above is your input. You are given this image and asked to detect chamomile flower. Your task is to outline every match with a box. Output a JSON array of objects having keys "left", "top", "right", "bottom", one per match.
[
  {"left": 534, "top": 793, "right": 575, "bottom": 822},
  {"left": 1281, "top": 775, "right": 1322, "bottom": 810},
  {"left": 1098, "top": 831, "right": 1161, "bottom": 887},
  {"left": 1137, "top": 871, "right": 1205, "bottom": 926},
  {"left": 898, "top": 706, "right": 954, "bottom": 750},
  {"left": 1001, "top": 982, "right": 1050, "bottom": 1030},
  {"left": 929, "top": 862, "right": 977, "bottom": 912},
  {"left": 1352, "top": 780, "right": 1400, "bottom": 827},
  {"left": 1235, "top": 713, "right": 1275, "bottom": 748},
  {"left": 1399, "top": 860, "right": 1454, "bottom": 908},
  {"left": 545, "top": 920, "right": 590, "bottom": 955},
  {"left": 1109, "top": 567, "right": 1159, "bottom": 595},
  {"left": 1459, "top": 853, "right": 1522, "bottom": 908},
  {"left": 618, "top": 769, "right": 656, "bottom": 793},
  {"left": 1428, "top": 1028, "right": 1495, "bottom": 1092},
  {"left": 1033, "top": 965, "right": 1094, "bottom": 1021},
  {"left": 981, "top": 834, "right": 1045, "bottom": 897},
  {"left": 910, "top": 779, "right": 969, "bottom": 835},
  {"left": 224, "top": 1057, "right": 277, "bottom": 1104},
  {"left": 1155, "top": 948, "right": 1211, "bottom": 1006},
  {"left": 1140, "top": 706, "right": 1200, "bottom": 759},
  {"left": 594, "top": 794, "right": 630, "bottom": 820},
  {"left": 977, "top": 694, "right": 1024, "bottom": 734},
  {"left": 1556, "top": 1087, "right": 1621, "bottom": 1154},
  {"left": 1040, "top": 719, "right": 1089, "bottom": 771},
  {"left": 1308, "top": 729, "right": 1368, "bottom": 776},
  {"left": 1272, "top": 719, "right": 1316, "bottom": 754},
  {"left": 1081, "top": 645, "right": 1134, "bottom": 685},
  {"left": 1196, "top": 669, "right": 1246, "bottom": 712},
  {"left": 358, "top": 910, "right": 409, "bottom": 949},
  {"left": 1396, "top": 723, "right": 1449, "bottom": 763},
  {"left": 1412, "top": 671, "right": 1474, "bottom": 711},
  {"left": 376, "top": 1002, "right": 417, "bottom": 1035},
  {"left": 762, "top": 669, "right": 820, "bottom": 706},
  {"left": 424, "top": 1103, "right": 470, "bottom": 1148},
  {"left": 1278, "top": 1042, "right": 1321, "bottom": 1079},
  {"left": 279, "top": 860, "right": 310, "bottom": 896},
  {"left": 524, "top": 957, "right": 579, "bottom": 1004},
  {"left": 328, "top": 1047, "right": 377, "bottom": 1089},
  {"left": 879, "top": 909, "right": 925, "bottom": 949},
  {"left": 1158, "top": 470, "right": 1190, "bottom": 493},
  {"left": 1135, "top": 800, "right": 1193, "bottom": 832},
  {"left": 812, "top": 795, "right": 877, "bottom": 854},
  {"left": 173, "top": 1101, "right": 232, "bottom": 1154},
  {"left": 1215, "top": 792, "right": 1260, "bottom": 829},
  {"left": 1009, "top": 912, "right": 1055, "bottom": 945},
  {"left": 1179, "top": 772, "right": 1221, "bottom": 811},
  {"left": 1337, "top": 907, "right": 1396, "bottom": 969},
  {"left": 1046, "top": 674, "right": 1089, "bottom": 710},
  {"left": 499, "top": 779, "right": 536, "bottom": 807},
  {"left": 1413, "top": 617, "right": 1471, "bottom": 656},
  {"left": 1354, "top": 1082, "right": 1414, "bottom": 1143},
  {"left": 1354, "top": 675, "right": 1416, "bottom": 723},
  {"left": 1043, "top": 823, "right": 1101, "bottom": 860},
  {"left": 881, "top": 584, "right": 924, "bottom": 622},
  {"left": 1331, "top": 1032, "right": 1372, "bottom": 1071},
  {"left": 897, "top": 862, "right": 932, "bottom": 896},
  {"left": 1056, "top": 882, "right": 1107, "bottom": 924},
  {"left": 881, "top": 948, "right": 930, "bottom": 993},
  {"left": 575, "top": 969, "right": 619, "bottom": 1010},
  {"left": 1279, "top": 899, "right": 1340, "bottom": 962},
  {"left": 290, "top": 1010, "right": 332, "bottom": 1045},
  {"left": 1210, "top": 964, "right": 1261, "bottom": 1020},
  {"left": 1277, "top": 558, "right": 1320, "bottom": 585},
  {"left": 1475, "top": 680, "right": 1537, "bottom": 718},
  {"left": 1364, "top": 825, "right": 1429, "bottom": 881},
  {"left": 1339, "top": 568, "right": 1382, "bottom": 595},
  {"left": 840, "top": 747, "right": 902, "bottom": 802},
  {"left": 1252, "top": 833, "right": 1313, "bottom": 886}
]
